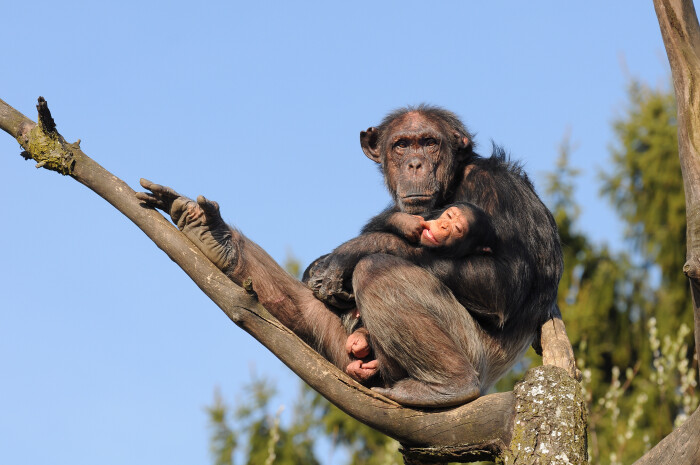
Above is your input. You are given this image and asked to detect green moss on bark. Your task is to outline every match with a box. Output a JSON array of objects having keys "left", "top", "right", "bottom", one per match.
[{"left": 23, "top": 124, "right": 76, "bottom": 175}]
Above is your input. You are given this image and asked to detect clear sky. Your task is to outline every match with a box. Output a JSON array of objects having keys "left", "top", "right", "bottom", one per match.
[{"left": 0, "top": 1, "right": 671, "bottom": 464}]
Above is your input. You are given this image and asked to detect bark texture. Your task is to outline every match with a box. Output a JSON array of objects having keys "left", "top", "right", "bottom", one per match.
[
  {"left": 503, "top": 366, "right": 587, "bottom": 465},
  {"left": 654, "top": 0, "right": 700, "bottom": 360},
  {"left": 633, "top": 1, "right": 700, "bottom": 463}
]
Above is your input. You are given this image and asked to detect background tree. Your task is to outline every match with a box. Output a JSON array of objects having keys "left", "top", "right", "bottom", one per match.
[
  {"left": 208, "top": 377, "right": 318, "bottom": 465},
  {"left": 549, "top": 91, "right": 698, "bottom": 462}
]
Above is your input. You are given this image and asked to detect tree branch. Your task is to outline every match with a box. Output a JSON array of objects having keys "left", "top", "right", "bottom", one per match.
[
  {"left": 633, "top": 1, "right": 700, "bottom": 463},
  {"left": 653, "top": 0, "right": 700, "bottom": 360},
  {"left": 0, "top": 96, "right": 585, "bottom": 462},
  {"left": 0, "top": 96, "right": 507, "bottom": 452}
]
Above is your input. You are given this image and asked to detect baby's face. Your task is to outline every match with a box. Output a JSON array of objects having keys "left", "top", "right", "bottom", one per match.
[{"left": 419, "top": 206, "right": 469, "bottom": 248}]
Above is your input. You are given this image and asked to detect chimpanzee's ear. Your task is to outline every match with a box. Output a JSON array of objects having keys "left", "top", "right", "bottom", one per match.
[
  {"left": 453, "top": 132, "right": 473, "bottom": 159},
  {"left": 360, "top": 127, "right": 381, "bottom": 163}
]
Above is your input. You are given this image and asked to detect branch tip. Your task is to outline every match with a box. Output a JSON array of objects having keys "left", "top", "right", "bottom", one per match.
[{"left": 36, "top": 96, "right": 56, "bottom": 133}]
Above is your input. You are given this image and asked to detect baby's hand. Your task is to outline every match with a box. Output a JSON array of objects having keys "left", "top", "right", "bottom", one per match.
[{"left": 391, "top": 213, "right": 426, "bottom": 243}]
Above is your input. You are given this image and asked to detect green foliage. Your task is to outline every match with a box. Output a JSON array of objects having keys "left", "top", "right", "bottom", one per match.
[
  {"left": 208, "top": 389, "right": 237, "bottom": 465},
  {"left": 547, "top": 84, "right": 698, "bottom": 464},
  {"left": 548, "top": 137, "right": 652, "bottom": 396},
  {"left": 207, "top": 377, "right": 318, "bottom": 465},
  {"left": 303, "top": 387, "right": 403, "bottom": 465},
  {"left": 601, "top": 82, "right": 689, "bottom": 337}
]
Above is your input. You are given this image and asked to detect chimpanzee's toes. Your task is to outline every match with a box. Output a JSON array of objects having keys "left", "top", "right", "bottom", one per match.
[{"left": 346, "top": 359, "right": 379, "bottom": 382}]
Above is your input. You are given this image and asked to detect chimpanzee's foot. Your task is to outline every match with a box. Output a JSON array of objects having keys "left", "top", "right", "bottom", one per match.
[
  {"left": 346, "top": 328, "right": 371, "bottom": 359},
  {"left": 372, "top": 377, "right": 480, "bottom": 408},
  {"left": 137, "top": 179, "right": 239, "bottom": 273},
  {"left": 346, "top": 359, "right": 379, "bottom": 382}
]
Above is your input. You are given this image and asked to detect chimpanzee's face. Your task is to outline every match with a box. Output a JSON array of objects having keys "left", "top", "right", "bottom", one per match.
[{"left": 380, "top": 113, "right": 457, "bottom": 215}]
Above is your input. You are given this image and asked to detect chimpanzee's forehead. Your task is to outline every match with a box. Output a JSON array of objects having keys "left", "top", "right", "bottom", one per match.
[{"left": 386, "top": 112, "right": 444, "bottom": 137}]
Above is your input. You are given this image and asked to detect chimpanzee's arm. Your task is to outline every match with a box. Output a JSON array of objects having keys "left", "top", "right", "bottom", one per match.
[
  {"left": 361, "top": 207, "right": 401, "bottom": 234},
  {"left": 361, "top": 207, "right": 425, "bottom": 244},
  {"left": 305, "top": 230, "right": 423, "bottom": 302},
  {"left": 137, "top": 180, "right": 355, "bottom": 370},
  {"left": 307, "top": 202, "right": 497, "bottom": 304}
]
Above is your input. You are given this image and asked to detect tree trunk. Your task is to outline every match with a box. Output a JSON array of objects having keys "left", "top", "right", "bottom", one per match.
[{"left": 631, "top": 0, "right": 700, "bottom": 463}]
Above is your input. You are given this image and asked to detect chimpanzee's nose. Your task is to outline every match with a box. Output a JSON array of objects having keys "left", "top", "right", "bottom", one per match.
[{"left": 408, "top": 157, "right": 423, "bottom": 173}]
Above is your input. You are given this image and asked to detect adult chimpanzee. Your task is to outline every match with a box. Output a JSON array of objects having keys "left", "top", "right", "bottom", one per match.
[
  {"left": 305, "top": 203, "right": 497, "bottom": 383},
  {"left": 137, "top": 105, "right": 562, "bottom": 408}
]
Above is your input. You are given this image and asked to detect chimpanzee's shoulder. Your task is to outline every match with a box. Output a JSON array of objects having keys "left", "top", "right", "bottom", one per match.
[{"left": 468, "top": 145, "right": 534, "bottom": 190}]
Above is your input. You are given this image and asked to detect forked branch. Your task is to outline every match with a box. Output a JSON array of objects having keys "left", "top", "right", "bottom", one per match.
[{"left": 0, "top": 96, "right": 584, "bottom": 463}]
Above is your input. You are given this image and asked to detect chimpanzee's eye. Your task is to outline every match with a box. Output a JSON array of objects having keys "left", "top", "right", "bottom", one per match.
[
  {"left": 424, "top": 138, "right": 438, "bottom": 147},
  {"left": 394, "top": 140, "right": 408, "bottom": 149}
]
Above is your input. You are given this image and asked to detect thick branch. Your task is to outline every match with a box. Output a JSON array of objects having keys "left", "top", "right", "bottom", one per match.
[
  {"left": 0, "top": 96, "right": 521, "bottom": 456},
  {"left": 636, "top": 1, "right": 700, "bottom": 463},
  {"left": 404, "top": 367, "right": 587, "bottom": 464},
  {"left": 633, "top": 402, "right": 700, "bottom": 465},
  {"left": 654, "top": 0, "right": 700, "bottom": 359}
]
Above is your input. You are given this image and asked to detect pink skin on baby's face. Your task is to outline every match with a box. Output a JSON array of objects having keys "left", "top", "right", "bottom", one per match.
[{"left": 419, "top": 206, "right": 470, "bottom": 248}]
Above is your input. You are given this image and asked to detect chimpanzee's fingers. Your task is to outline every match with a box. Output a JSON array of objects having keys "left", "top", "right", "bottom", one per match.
[
  {"left": 334, "top": 289, "right": 354, "bottom": 302},
  {"left": 197, "top": 195, "right": 222, "bottom": 219},
  {"left": 139, "top": 178, "right": 160, "bottom": 193},
  {"left": 139, "top": 178, "right": 181, "bottom": 199},
  {"left": 317, "top": 274, "right": 337, "bottom": 299},
  {"left": 346, "top": 359, "right": 379, "bottom": 382},
  {"left": 135, "top": 192, "right": 166, "bottom": 209},
  {"left": 361, "top": 359, "right": 379, "bottom": 370},
  {"left": 135, "top": 191, "right": 157, "bottom": 203},
  {"left": 319, "top": 274, "right": 344, "bottom": 300}
]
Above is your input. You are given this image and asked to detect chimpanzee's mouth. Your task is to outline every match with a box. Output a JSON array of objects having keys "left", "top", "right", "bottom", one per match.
[
  {"left": 400, "top": 195, "right": 436, "bottom": 214},
  {"left": 422, "top": 228, "right": 439, "bottom": 245},
  {"left": 401, "top": 194, "right": 434, "bottom": 202}
]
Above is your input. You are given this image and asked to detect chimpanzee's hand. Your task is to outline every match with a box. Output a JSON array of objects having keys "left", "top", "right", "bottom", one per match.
[
  {"left": 136, "top": 179, "right": 238, "bottom": 273},
  {"left": 305, "top": 253, "right": 356, "bottom": 309},
  {"left": 390, "top": 212, "right": 426, "bottom": 243}
]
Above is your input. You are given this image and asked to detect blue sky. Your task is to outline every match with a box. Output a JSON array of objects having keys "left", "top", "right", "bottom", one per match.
[{"left": 0, "top": 2, "right": 670, "bottom": 464}]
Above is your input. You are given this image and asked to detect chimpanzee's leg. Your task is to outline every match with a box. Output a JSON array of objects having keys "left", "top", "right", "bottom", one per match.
[
  {"left": 137, "top": 181, "right": 352, "bottom": 371},
  {"left": 352, "top": 253, "right": 485, "bottom": 407}
]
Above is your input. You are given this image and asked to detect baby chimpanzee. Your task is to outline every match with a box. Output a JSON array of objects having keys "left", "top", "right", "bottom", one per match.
[{"left": 342, "top": 203, "right": 494, "bottom": 381}]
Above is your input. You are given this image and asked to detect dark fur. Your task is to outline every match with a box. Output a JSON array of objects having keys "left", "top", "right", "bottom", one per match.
[
  {"left": 140, "top": 105, "right": 562, "bottom": 408},
  {"left": 303, "top": 106, "right": 563, "bottom": 406}
]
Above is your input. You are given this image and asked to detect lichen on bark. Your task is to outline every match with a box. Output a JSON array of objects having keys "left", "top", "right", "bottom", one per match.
[
  {"left": 21, "top": 123, "right": 77, "bottom": 175},
  {"left": 501, "top": 366, "right": 587, "bottom": 465}
]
